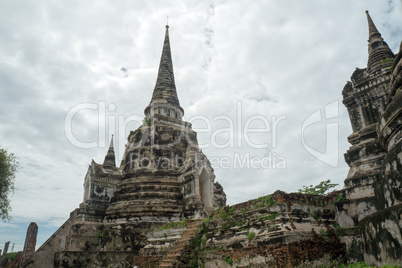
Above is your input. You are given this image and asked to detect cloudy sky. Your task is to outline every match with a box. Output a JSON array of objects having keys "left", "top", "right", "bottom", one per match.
[{"left": 0, "top": 0, "right": 401, "bottom": 252}]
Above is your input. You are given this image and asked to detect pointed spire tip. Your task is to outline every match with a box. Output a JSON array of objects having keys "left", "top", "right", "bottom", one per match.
[
  {"left": 109, "top": 135, "right": 114, "bottom": 150},
  {"left": 144, "top": 21, "right": 184, "bottom": 118},
  {"left": 364, "top": 9, "right": 394, "bottom": 73}
]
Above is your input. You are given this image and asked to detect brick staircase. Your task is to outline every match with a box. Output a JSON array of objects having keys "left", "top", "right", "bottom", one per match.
[{"left": 156, "top": 219, "right": 201, "bottom": 267}]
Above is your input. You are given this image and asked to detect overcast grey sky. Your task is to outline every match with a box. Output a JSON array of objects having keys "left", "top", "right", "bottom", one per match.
[{"left": 0, "top": 0, "right": 401, "bottom": 252}]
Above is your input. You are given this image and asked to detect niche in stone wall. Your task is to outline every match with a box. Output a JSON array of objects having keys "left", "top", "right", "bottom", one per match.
[
  {"left": 199, "top": 168, "right": 213, "bottom": 209},
  {"left": 184, "top": 183, "right": 192, "bottom": 196}
]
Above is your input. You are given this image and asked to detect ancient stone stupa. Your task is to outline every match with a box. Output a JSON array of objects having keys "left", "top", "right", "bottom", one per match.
[
  {"left": 80, "top": 25, "right": 226, "bottom": 224},
  {"left": 26, "top": 25, "right": 226, "bottom": 267},
  {"left": 338, "top": 10, "right": 395, "bottom": 229}
]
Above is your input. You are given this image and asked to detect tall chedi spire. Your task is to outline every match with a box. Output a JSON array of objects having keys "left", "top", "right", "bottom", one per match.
[
  {"left": 103, "top": 135, "right": 116, "bottom": 170},
  {"left": 338, "top": 11, "right": 396, "bottom": 250},
  {"left": 365, "top": 10, "right": 394, "bottom": 73},
  {"left": 144, "top": 25, "right": 184, "bottom": 120}
]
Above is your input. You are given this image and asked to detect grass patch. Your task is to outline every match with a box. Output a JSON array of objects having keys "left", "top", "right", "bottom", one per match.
[
  {"left": 257, "top": 213, "right": 277, "bottom": 222},
  {"left": 335, "top": 193, "right": 343, "bottom": 203},
  {"left": 253, "top": 195, "right": 278, "bottom": 208},
  {"left": 247, "top": 231, "right": 255, "bottom": 240},
  {"left": 158, "top": 219, "right": 188, "bottom": 231},
  {"left": 223, "top": 255, "right": 233, "bottom": 266}
]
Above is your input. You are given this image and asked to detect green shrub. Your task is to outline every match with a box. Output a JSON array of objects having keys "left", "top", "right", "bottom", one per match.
[
  {"left": 223, "top": 256, "right": 233, "bottom": 266},
  {"left": 298, "top": 179, "right": 338, "bottom": 195}
]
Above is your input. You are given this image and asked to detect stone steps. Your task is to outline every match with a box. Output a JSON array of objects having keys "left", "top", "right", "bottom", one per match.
[{"left": 156, "top": 219, "right": 201, "bottom": 268}]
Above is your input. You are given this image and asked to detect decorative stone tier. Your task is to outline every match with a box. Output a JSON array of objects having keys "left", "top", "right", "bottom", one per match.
[
  {"left": 105, "top": 172, "right": 184, "bottom": 223},
  {"left": 343, "top": 73, "right": 391, "bottom": 133}
]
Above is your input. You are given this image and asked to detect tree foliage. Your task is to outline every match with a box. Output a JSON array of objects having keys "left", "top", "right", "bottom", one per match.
[
  {"left": 0, "top": 148, "right": 18, "bottom": 221},
  {"left": 298, "top": 179, "right": 339, "bottom": 195}
]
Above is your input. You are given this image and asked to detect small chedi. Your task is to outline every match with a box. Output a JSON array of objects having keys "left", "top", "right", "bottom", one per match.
[{"left": 22, "top": 11, "right": 400, "bottom": 268}]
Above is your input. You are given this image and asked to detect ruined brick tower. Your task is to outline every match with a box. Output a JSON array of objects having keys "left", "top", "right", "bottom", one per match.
[{"left": 21, "top": 222, "right": 38, "bottom": 264}]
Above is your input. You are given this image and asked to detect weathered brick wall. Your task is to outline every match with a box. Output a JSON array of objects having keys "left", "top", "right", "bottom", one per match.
[
  {"left": 136, "top": 191, "right": 345, "bottom": 267},
  {"left": 54, "top": 251, "right": 138, "bottom": 268}
]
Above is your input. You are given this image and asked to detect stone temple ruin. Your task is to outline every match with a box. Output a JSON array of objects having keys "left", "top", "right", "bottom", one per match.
[
  {"left": 18, "top": 11, "right": 401, "bottom": 268},
  {"left": 79, "top": 25, "right": 226, "bottom": 226},
  {"left": 24, "top": 24, "right": 227, "bottom": 268}
]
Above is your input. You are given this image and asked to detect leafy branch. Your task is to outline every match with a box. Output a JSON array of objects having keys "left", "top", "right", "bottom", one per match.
[{"left": 297, "top": 179, "right": 339, "bottom": 195}]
